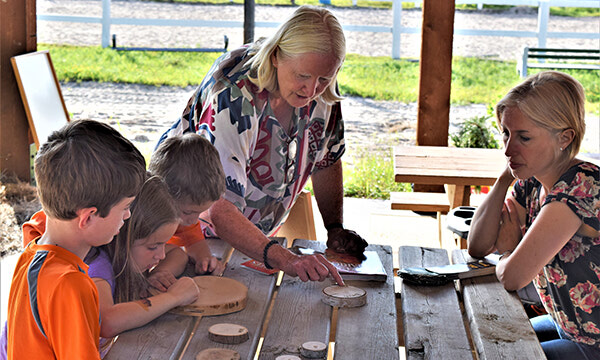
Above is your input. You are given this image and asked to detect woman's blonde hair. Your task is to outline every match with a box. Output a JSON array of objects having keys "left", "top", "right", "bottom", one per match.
[
  {"left": 249, "top": 5, "right": 346, "bottom": 103},
  {"left": 496, "top": 71, "right": 586, "bottom": 159}
]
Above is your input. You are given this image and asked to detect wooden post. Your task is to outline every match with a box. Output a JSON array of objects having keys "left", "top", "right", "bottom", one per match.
[
  {"left": 416, "top": 0, "right": 455, "bottom": 146},
  {"left": 413, "top": 0, "right": 455, "bottom": 195},
  {"left": 243, "top": 0, "right": 255, "bottom": 45},
  {"left": 0, "top": 0, "right": 37, "bottom": 181}
]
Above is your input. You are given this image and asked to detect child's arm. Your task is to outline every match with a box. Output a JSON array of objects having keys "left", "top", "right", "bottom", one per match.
[
  {"left": 147, "top": 244, "right": 188, "bottom": 292},
  {"left": 186, "top": 241, "right": 225, "bottom": 275},
  {"left": 93, "top": 277, "right": 199, "bottom": 338}
]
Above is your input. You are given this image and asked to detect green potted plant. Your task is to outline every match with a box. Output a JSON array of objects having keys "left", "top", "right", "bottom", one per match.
[{"left": 450, "top": 114, "right": 500, "bottom": 194}]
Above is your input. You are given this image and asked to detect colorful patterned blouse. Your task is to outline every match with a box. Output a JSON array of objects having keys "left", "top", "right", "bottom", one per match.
[
  {"left": 159, "top": 45, "right": 345, "bottom": 236},
  {"left": 513, "top": 161, "right": 600, "bottom": 347}
]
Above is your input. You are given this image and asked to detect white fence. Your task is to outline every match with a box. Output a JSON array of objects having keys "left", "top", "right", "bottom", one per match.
[{"left": 37, "top": 0, "right": 599, "bottom": 59}]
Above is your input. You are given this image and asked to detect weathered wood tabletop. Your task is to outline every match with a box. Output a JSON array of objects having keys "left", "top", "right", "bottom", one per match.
[
  {"left": 398, "top": 245, "right": 546, "bottom": 360},
  {"left": 105, "top": 239, "right": 399, "bottom": 360}
]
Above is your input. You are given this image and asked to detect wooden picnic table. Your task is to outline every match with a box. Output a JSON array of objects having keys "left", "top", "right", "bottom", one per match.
[
  {"left": 398, "top": 245, "right": 546, "bottom": 359},
  {"left": 394, "top": 145, "right": 506, "bottom": 209},
  {"left": 105, "top": 238, "right": 399, "bottom": 360}
]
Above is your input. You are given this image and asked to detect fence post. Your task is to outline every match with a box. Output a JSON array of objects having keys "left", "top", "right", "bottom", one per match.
[
  {"left": 101, "top": 0, "right": 111, "bottom": 48},
  {"left": 392, "top": 0, "right": 402, "bottom": 59},
  {"left": 537, "top": 0, "right": 549, "bottom": 48}
]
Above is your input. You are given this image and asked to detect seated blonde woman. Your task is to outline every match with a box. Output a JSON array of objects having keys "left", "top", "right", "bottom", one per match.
[{"left": 467, "top": 71, "right": 599, "bottom": 360}]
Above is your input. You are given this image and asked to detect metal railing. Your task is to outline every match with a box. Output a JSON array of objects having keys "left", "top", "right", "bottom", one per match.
[{"left": 37, "top": 0, "right": 599, "bottom": 59}]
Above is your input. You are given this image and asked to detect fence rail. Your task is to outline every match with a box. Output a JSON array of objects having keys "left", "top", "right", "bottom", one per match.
[{"left": 37, "top": 0, "right": 599, "bottom": 59}]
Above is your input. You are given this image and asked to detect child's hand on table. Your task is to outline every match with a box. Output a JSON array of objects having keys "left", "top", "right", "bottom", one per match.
[
  {"left": 167, "top": 277, "right": 200, "bottom": 306},
  {"left": 148, "top": 270, "right": 178, "bottom": 292},
  {"left": 194, "top": 256, "right": 226, "bottom": 275}
]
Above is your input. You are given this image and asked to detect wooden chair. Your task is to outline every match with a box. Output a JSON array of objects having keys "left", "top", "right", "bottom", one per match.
[{"left": 277, "top": 190, "right": 317, "bottom": 242}]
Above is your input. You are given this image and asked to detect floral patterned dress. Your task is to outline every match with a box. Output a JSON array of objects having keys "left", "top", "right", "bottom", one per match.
[
  {"left": 159, "top": 45, "right": 345, "bottom": 236},
  {"left": 513, "top": 161, "right": 600, "bottom": 347}
]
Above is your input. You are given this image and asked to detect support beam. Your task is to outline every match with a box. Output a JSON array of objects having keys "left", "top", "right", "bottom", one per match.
[
  {"left": 416, "top": 0, "right": 455, "bottom": 146},
  {"left": 0, "top": 0, "right": 37, "bottom": 180},
  {"left": 244, "top": 0, "right": 255, "bottom": 44}
]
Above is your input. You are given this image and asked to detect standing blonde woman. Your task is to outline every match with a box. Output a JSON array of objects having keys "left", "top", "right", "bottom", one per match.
[
  {"left": 160, "top": 5, "right": 367, "bottom": 285},
  {"left": 468, "top": 71, "right": 599, "bottom": 359}
]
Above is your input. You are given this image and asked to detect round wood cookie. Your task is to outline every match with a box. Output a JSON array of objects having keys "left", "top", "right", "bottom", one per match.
[
  {"left": 208, "top": 323, "right": 249, "bottom": 344},
  {"left": 321, "top": 285, "right": 367, "bottom": 308},
  {"left": 196, "top": 348, "right": 240, "bottom": 360},
  {"left": 275, "top": 355, "right": 301, "bottom": 360},
  {"left": 300, "top": 341, "right": 327, "bottom": 359},
  {"left": 170, "top": 276, "right": 248, "bottom": 316}
]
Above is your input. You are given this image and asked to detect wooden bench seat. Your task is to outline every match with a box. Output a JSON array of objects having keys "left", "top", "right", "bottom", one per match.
[{"left": 390, "top": 191, "right": 450, "bottom": 213}]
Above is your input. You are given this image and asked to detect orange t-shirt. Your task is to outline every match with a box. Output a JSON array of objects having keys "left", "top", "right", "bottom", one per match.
[
  {"left": 7, "top": 240, "right": 101, "bottom": 359},
  {"left": 22, "top": 210, "right": 205, "bottom": 248}
]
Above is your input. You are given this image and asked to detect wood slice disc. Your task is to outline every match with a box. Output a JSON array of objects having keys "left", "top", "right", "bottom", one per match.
[
  {"left": 321, "top": 285, "right": 367, "bottom": 308},
  {"left": 196, "top": 348, "right": 240, "bottom": 360},
  {"left": 300, "top": 341, "right": 327, "bottom": 359},
  {"left": 208, "top": 323, "right": 249, "bottom": 344},
  {"left": 169, "top": 276, "right": 248, "bottom": 316},
  {"left": 275, "top": 355, "right": 301, "bottom": 360}
]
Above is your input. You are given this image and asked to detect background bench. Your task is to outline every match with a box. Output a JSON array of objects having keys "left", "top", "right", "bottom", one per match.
[{"left": 518, "top": 47, "right": 600, "bottom": 77}]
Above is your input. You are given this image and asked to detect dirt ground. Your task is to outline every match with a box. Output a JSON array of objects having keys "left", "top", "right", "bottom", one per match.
[{"left": 0, "top": 176, "right": 41, "bottom": 258}]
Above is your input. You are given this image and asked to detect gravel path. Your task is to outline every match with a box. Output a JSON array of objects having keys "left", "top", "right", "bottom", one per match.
[{"left": 38, "top": 1, "right": 599, "bottom": 154}]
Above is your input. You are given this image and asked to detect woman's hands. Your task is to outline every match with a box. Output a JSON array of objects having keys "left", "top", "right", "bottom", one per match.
[
  {"left": 496, "top": 198, "right": 523, "bottom": 253},
  {"left": 278, "top": 251, "right": 345, "bottom": 286},
  {"left": 326, "top": 228, "right": 368, "bottom": 260}
]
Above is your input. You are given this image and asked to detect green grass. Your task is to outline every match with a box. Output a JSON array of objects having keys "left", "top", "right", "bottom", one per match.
[
  {"left": 40, "top": 43, "right": 599, "bottom": 199},
  {"left": 303, "top": 148, "right": 411, "bottom": 199},
  {"left": 342, "top": 148, "right": 411, "bottom": 199},
  {"left": 42, "top": 44, "right": 599, "bottom": 112},
  {"left": 44, "top": 44, "right": 221, "bottom": 87}
]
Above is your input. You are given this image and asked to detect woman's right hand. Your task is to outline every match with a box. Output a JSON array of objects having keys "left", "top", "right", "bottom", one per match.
[
  {"left": 496, "top": 198, "right": 523, "bottom": 253},
  {"left": 166, "top": 277, "right": 200, "bottom": 307}
]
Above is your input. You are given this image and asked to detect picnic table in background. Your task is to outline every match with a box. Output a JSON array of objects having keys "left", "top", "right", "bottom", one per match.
[
  {"left": 394, "top": 145, "right": 506, "bottom": 209},
  {"left": 105, "top": 239, "right": 399, "bottom": 360}
]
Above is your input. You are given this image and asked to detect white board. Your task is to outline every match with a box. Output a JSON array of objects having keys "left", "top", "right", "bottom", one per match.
[{"left": 11, "top": 51, "right": 69, "bottom": 148}]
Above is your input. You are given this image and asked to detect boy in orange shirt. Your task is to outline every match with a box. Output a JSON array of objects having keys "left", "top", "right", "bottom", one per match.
[
  {"left": 22, "top": 133, "right": 226, "bottom": 290},
  {"left": 7, "top": 120, "right": 146, "bottom": 359},
  {"left": 147, "top": 133, "right": 226, "bottom": 289}
]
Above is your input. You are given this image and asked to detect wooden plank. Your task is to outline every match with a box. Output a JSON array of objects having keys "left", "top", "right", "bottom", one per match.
[
  {"left": 452, "top": 250, "right": 546, "bottom": 360},
  {"left": 416, "top": 0, "right": 455, "bottom": 146},
  {"left": 395, "top": 173, "right": 498, "bottom": 187},
  {"left": 396, "top": 157, "right": 504, "bottom": 171},
  {"left": 0, "top": 0, "right": 36, "bottom": 180},
  {"left": 393, "top": 146, "right": 506, "bottom": 187},
  {"left": 104, "top": 313, "right": 195, "bottom": 359},
  {"left": 334, "top": 244, "right": 399, "bottom": 360},
  {"left": 259, "top": 239, "right": 332, "bottom": 360},
  {"left": 390, "top": 191, "right": 450, "bottom": 212},
  {"left": 182, "top": 240, "right": 280, "bottom": 360},
  {"left": 399, "top": 246, "right": 472, "bottom": 360}
]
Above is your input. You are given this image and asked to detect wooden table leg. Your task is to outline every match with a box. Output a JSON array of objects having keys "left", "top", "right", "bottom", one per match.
[{"left": 446, "top": 185, "right": 471, "bottom": 209}]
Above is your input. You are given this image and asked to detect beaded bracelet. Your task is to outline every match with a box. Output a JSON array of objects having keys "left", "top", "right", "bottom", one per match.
[
  {"left": 263, "top": 239, "right": 279, "bottom": 270},
  {"left": 325, "top": 222, "right": 344, "bottom": 231}
]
